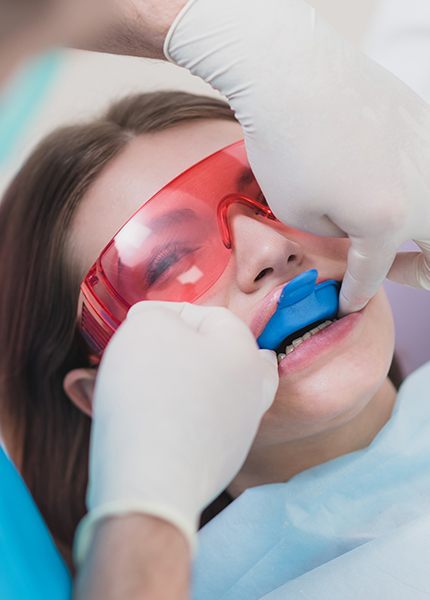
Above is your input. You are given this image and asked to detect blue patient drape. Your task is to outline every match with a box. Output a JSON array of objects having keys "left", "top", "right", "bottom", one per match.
[{"left": 193, "top": 362, "right": 430, "bottom": 600}]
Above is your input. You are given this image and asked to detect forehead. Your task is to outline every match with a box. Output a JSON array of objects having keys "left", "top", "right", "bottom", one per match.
[{"left": 68, "top": 119, "right": 243, "bottom": 278}]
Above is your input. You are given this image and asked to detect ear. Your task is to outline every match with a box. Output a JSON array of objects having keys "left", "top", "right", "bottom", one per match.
[{"left": 63, "top": 368, "right": 97, "bottom": 418}]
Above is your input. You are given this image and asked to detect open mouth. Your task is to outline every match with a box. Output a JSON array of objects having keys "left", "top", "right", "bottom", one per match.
[
  {"left": 275, "top": 318, "right": 338, "bottom": 362},
  {"left": 257, "top": 270, "right": 340, "bottom": 353}
]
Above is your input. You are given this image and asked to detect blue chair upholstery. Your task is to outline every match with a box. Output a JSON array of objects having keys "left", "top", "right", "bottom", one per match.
[{"left": 0, "top": 447, "right": 72, "bottom": 599}]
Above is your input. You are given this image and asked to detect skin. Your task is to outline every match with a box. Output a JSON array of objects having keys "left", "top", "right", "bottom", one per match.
[
  {"left": 65, "top": 118, "right": 397, "bottom": 497},
  {"left": 81, "top": 0, "right": 188, "bottom": 59},
  {"left": 0, "top": 0, "right": 186, "bottom": 83},
  {"left": 0, "top": 1, "right": 399, "bottom": 593},
  {"left": 74, "top": 515, "right": 190, "bottom": 600},
  {"left": 0, "top": 0, "right": 112, "bottom": 84},
  {"left": 62, "top": 117, "right": 396, "bottom": 599}
]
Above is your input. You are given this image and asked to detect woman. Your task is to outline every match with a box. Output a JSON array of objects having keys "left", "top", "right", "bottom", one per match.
[{"left": 0, "top": 91, "right": 409, "bottom": 582}]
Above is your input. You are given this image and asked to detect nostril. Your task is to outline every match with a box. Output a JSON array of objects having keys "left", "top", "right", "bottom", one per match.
[
  {"left": 254, "top": 267, "right": 274, "bottom": 282},
  {"left": 287, "top": 254, "right": 297, "bottom": 263}
]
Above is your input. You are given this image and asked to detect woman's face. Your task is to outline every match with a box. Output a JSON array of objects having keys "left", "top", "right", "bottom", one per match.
[{"left": 68, "top": 119, "right": 395, "bottom": 447}]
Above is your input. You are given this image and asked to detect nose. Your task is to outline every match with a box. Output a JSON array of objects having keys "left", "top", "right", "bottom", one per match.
[{"left": 228, "top": 205, "right": 304, "bottom": 294}]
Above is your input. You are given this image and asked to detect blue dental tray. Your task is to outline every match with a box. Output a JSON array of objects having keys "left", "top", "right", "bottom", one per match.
[{"left": 257, "top": 269, "right": 340, "bottom": 351}]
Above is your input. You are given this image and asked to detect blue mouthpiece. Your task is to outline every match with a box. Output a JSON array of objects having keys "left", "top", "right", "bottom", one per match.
[{"left": 257, "top": 269, "right": 340, "bottom": 350}]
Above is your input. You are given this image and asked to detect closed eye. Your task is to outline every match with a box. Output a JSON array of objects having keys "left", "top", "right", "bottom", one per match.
[{"left": 145, "top": 243, "right": 201, "bottom": 287}]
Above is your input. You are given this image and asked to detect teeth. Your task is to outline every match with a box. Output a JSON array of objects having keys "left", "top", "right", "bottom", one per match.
[{"left": 277, "top": 319, "right": 337, "bottom": 361}]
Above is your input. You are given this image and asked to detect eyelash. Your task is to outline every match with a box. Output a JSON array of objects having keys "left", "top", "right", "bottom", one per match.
[
  {"left": 143, "top": 194, "right": 267, "bottom": 286},
  {"left": 145, "top": 243, "right": 198, "bottom": 287},
  {"left": 252, "top": 191, "right": 270, "bottom": 216},
  {"left": 258, "top": 191, "right": 269, "bottom": 207}
]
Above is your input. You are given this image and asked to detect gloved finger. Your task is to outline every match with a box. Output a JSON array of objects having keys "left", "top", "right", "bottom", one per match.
[
  {"left": 416, "top": 240, "right": 430, "bottom": 289},
  {"left": 141, "top": 302, "right": 252, "bottom": 340},
  {"left": 128, "top": 301, "right": 228, "bottom": 331},
  {"left": 127, "top": 300, "right": 218, "bottom": 332},
  {"left": 127, "top": 300, "right": 187, "bottom": 320},
  {"left": 258, "top": 350, "right": 279, "bottom": 410},
  {"left": 175, "top": 305, "right": 262, "bottom": 354},
  {"left": 181, "top": 306, "right": 279, "bottom": 409},
  {"left": 259, "top": 349, "right": 278, "bottom": 368},
  {"left": 128, "top": 301, "right": 255, "bottom": 344},
  {"left": 121, "top": 301, "right": 197, "bottom": 347},
  {"left": 339, "top": 238, "right": 397, "bottom": 315},
  {"left": 387, "top": 240, "right": 430, "bottom": 290}
]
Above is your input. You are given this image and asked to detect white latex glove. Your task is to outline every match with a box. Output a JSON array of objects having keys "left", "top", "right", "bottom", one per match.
[
  {"left": 165, "top": 0, "right": 430, "bottom": 314},
  {"left": 74, "top": 302, "right": 278, "bottom": 565}
]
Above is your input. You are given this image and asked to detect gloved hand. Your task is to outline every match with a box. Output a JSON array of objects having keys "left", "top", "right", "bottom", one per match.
[
  {"left": 165, "top": 0, "right": 430, "bottom": 314},
  {"left": 74, "top": 302, "right": 278, "bottom": 565}
]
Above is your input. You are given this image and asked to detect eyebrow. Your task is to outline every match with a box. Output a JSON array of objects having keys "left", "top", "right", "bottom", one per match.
[
  {"left": 146, "top": 168, "right": 255, "bottom": 230},
  {"left": 114, "top": 170, "right": 256, "bottom": 286},
  {"left": 236, "top": 167, "right": 256, "bottom": 192},
  {"left": 147, "top": 208, "right": 199, "bottom": 231}
]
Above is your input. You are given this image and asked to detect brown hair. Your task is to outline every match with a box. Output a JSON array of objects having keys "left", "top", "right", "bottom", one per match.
[
  {"left": 0, "top": 90, "right": 404, "bottom": 567},
  {"left": 0, "top": 91, "right": 236, "bottom": 566}
]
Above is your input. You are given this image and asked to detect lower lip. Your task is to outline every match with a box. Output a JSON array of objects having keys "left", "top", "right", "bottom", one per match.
[{"left": 277, "top": 311, "right": 363, "bottom": 376}]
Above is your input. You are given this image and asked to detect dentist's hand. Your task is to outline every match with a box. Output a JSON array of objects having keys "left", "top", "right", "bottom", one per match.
[
  {"left": 74, "top": 302, "right": 278, "bottom": 565},
  {"left": 165, "top": 0, "right": 430, "bottom": 314}
]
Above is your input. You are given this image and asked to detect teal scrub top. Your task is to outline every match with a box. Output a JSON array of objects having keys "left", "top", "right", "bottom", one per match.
[
  {"left": 0, "top": 52, "right": 60, "bottom": 165},
  {"left": 193, "top": 361, "right": 430, "bottom": 600}
]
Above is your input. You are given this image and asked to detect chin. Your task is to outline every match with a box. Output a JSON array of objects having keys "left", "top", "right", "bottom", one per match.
[{"left": 254, "top": 290, "right": 395, "bottom": 446}]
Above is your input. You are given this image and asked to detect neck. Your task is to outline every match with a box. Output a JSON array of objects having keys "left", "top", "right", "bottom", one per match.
[{"left": 228, "top": 378, "right": 397, "bottom": 497}]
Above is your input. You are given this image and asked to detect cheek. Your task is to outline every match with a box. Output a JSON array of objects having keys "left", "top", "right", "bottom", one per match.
[
  {"left": 196, "top": 259, "right": 237, "bottom": 307},
  {"left": 254, "top": 290, "right": 395, "bottom": 445}
]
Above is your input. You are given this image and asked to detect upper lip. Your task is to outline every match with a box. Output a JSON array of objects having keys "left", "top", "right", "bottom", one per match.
[{"left": 250, "top": 274, "right": 327, "bottom": 340}]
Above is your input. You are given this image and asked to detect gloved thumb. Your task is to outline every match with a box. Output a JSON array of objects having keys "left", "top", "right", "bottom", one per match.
[
  {"left": 339, "top": 237, "right": 396, "bottom": 315},
  {"left": 258, "top": 349, "right": 279, "bottom": 410},
  {"left": 259, "top": 349, "right": 278, "bottom": 368},
  {"left": 387, "top": 240, "right": 430, "bottom": 290}
]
